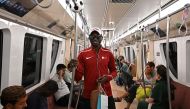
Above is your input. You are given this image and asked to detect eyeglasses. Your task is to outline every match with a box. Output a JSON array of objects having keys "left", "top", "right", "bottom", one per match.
[{"left": 89, "top": 34, "right": 102, "bottom": 40}]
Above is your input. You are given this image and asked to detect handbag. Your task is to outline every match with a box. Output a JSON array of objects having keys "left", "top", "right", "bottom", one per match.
[
  {"left": 136, "top": 86, "right": 151, "bottom": 101},
  {"left": 90, "top": 84, "right": 108, "bottom": 109},
  {"left": 96, "top": 84, "right": 108, "bottom": 109},
  {"left": 97, "top": 94, "right": 108, "bottom": 109}
]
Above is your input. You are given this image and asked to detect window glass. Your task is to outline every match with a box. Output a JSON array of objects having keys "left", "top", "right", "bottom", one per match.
[
  {"left": 143, "top": 44, "right": 147, "bottom": 66},
  {"left": 127, "top": 47, "right": 131, "bottom": 63},
  {"left": 123, "top": 47, "right": 126, "bottom": 60},
  {"left": 132, "top": 48, "right": 135, "bottom": 64},
  {"left": 0, "top": 30, "right": 3, "bottom": 89},
  {"left": 186, "top": 40, "right": 190, "bottom": 83},
  {"left": 22, "top": 34, "right": 43, "bottom": 88},
  {"left": 162, "top": 42, "right": 178, "bottom": 78},
  {"left": 50, "top": 40, "right": 59, "bottom": 72}
]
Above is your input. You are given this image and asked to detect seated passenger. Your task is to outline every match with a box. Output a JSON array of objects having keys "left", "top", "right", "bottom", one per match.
[
  {"left": 27, "top": 80, "right": 58, "bottom": 109},
  {"left": 115, "top": 61, "right": 156, "bottom": 109},
  {"left": 118, "top": 55, "right": 134, "bottom": 89},
  {"left": 64, "top": 59, "right": 78, "bottom": 89},
  {"left": 52, "top": 64, "right": 76, "bottom": 107},
  {"left": 137, "top": 65, "right": 169, "bottom": 109},
  {"left": 1, "top": 85, "right": 27, "bottom": 109}
]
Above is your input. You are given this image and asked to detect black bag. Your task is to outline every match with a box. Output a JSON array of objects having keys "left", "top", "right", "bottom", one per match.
[{"left": 116, "top": 75, "right": 123, "bottom": 86}]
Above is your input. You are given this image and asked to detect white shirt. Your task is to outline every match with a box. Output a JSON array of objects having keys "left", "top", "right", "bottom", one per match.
[
  {"left": 52, "top": 74, "right": 70, "bottom": 101},
  {"left": 64, "top": 70, "right": 72, "bottom": 83}
]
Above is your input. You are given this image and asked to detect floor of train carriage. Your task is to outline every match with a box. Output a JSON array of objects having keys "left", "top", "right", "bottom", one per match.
[
  {"left": 53, "top": 80, "right": 137, "bottom": 109},
  {"left": 111, "top": 80, "right": 137, "bottom": 109}
]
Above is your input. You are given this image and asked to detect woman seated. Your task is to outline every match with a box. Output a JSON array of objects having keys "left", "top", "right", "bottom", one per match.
[
  {"left": 27, "top": 80, "right": 58, "bottom": 109},
  {"left": 137, "top": 65, "right": 169, "bottom": 109},
  {"left": 115, "top": 62, "right": 156, "bottom": 109}
]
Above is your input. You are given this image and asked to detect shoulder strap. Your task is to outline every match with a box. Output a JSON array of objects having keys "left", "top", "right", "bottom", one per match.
[{"left": 127, "top": 63, "right": 132, "bottom": 73}]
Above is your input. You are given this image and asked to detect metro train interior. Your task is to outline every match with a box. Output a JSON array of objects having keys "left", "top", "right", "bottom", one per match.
[{"left": 0, "top": 0, "right": 190, "bottom": 109}]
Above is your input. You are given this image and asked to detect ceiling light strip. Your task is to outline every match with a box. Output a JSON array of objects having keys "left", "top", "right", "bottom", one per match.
[{"left": 101, "top": 0, "right": 110, "bottom": 29}]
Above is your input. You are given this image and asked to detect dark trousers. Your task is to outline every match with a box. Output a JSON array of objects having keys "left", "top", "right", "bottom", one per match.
[
  {"left": 125, "top": 84, "right": 139, "bottom": 103},
  {"left": 56, "top": 94, "right": 70, "bottom": 106},
  {"left": 79, "top": 96, "right": 116, "bottom": 109},
  {"left": 56, "top": 94, "right": 76, "bottom": 108}
]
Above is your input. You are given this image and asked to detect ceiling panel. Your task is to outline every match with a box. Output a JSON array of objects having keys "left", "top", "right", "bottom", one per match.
[{"left": 115, "top": 0, "right": 176, "bottom": 37}]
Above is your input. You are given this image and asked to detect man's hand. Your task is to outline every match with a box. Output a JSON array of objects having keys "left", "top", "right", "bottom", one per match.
[
  {"left": 70, "top": 59, "right": 78, "bottom": 68},
  {"left": 97, "top": 75, "right": 108, "bottom": 84}
]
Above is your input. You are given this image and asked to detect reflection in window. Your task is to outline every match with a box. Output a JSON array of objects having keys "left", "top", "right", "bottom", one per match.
[
  {"left": 50, "top": 40, "right": 59, "bottom": 72},
  {"left": 162, "top": 42, "right": 178, "bottom": 78},
  {"left": 22, "top": 34, "right": 43, "bottom": 88},
  {"left": 0, "top": 30, "right": 3, "bottom": 89}
]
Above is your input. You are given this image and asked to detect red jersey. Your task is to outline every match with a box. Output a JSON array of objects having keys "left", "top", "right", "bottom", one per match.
[{"left": 75, "top": 47, "right": 117, "bottom": 99}]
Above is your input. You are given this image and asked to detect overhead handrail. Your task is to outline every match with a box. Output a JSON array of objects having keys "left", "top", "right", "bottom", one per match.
[
  {"left": 34, "top": 0, "right": 53, "bottom": 8},
  {"left": 178, "top": 4, "right": 189, "bottom": 36}
]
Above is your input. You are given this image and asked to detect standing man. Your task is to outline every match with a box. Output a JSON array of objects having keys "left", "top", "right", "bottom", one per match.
[{"left": 75, "top": 29, "right": 117, "bottom": 109}]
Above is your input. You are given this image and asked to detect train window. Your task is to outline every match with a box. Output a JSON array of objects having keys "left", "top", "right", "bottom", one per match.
[
  {"left": 0, "top": 0, "right": 43, "bottom": 17},
  {"left": 186, "top": 40, "right": 190, "bottom": 83},
  {"left": 50, "top": 40, "right": 59, "bottom": 72},
  {"left": 162, "top": 42, "right": 178, "bottom": 78},
  {"left": 127, "top": 47, "right": 131, "bottom": 63},
  {"left": 0, "top": 30, "right": 3, "bottom": 89},
  {"left": 132, "top": 48, "right": 135, "bottom": 64},
  {"left": 125, "top": 47, "right": 136, "bottom": 64},
  {"left": 22, "top": 34, "right": 43, "bottom": 88}
]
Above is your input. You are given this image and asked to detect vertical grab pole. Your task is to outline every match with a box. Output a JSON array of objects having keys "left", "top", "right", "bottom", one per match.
[
  {"left": 140, "top": 30, "right": 147, "bottom": 97},
  {"left": 166, "top": 16, "right": 172, "bottom": 109},
  {"left": 68, "top": 12, "right": 78, "bottom": 109}
]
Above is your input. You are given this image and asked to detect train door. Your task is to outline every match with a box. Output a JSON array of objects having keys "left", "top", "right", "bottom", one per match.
[
  {"left": 125, "top": 46, "right": 136, "bottom": 64},
  {"left": 125, "top": 45, "right": 137, "bottom": 77},
  {"left": 187, "top": 40, "right": 190, "bottom": 83},
  {"left": 0, "top": 30, "right": 3, "bottom": 89}
]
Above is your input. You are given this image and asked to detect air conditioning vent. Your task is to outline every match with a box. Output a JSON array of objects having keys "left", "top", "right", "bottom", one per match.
[{"left": 112, "top": 0, "right": 134, "bottom": 3}]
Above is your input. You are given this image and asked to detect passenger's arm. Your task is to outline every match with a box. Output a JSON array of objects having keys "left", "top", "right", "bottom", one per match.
[
  {"left": 27, "top": 92, "right": 42, "bottom": 109},
  {"left": 145, "top": 97, "right": 154, "bottom": 103},
  {"left": 75, "top": 53, "right": 84, "bottom": 82}
]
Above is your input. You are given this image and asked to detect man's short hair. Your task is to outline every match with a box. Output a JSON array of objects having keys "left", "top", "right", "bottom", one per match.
[
  {"left": 1, "top": 86, "right": 26, "bottom": 106},
  {"left": 118, "top": 56, "right": 124, "bottom": 61},
  {"left": 89, "top": 30, "right": 100, "bottom": 36},
  {"left": 146, "top": 61, "right": 155, "bottom": 68},
  {"left": 156, "top": 65, "right": 167, "bottom": 80},
  {"left": 67, "top": 59, "right": 77, "bottom": 69},
  {"left": 56, "top": 64, "right": 66, "bottom": 71}
]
